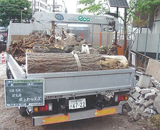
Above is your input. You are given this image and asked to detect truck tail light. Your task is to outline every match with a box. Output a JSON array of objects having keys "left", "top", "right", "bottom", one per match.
[
  {"left": 115, "top": 94, "right": 129, "bottom": 102},
  {"left": 33, "top": 103, "right": 52, "bottom": 113},
  {"left": 39, "top": 104, "right": 48, "bottom": 112}
]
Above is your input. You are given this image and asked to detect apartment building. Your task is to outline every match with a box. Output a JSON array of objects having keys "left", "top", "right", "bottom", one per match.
[
  {"left": 28, "top": 0, "right": 66, "bottom": 13},
  {"left": 28, "top": 0, "right": 52, "bottom": 13},
  {"left": 54, "top": 0, "right": 66, "bottom": 13}
]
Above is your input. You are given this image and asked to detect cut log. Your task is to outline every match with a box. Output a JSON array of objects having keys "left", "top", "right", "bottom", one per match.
[
  {"left": 100, "top": 55, "right": 129, "bottom": 69},
  {"left": 26, "top": 53, "right": 128, "bottom": 73},
  {"left": 26, "top": 53, "right": 101, "bottom": 73}
]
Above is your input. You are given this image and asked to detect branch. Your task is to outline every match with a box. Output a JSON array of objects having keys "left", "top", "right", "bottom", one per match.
[
  {"left": 119, "top": 15, "right": 124, "bottom": 22},
  {"left": 126, "top": 2, "right": 137, "bottom": 16}
]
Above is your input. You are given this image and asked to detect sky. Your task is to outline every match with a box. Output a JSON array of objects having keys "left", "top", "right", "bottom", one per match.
[{"left": 64, "top": 0, "right": 77, "bottom": 13}]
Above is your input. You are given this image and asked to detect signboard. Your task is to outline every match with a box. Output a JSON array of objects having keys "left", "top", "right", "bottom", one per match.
[{"left": 5, "top": 79, "right": 44, "bottom": 107}]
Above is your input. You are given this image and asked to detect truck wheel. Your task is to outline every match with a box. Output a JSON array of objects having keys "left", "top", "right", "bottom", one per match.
[
  {"left": 6, "top": 66, "right": 14, "bottom": 79},
  {"left": 19, "top": 107, "right": 28, "bottom": 117}
]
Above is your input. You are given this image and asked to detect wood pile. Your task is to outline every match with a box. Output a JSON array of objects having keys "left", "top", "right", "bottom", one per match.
[
  {"left": 7, "top": 31, "right": 85, "bottom": 65},
  {"left": 7, "top": 28, "right": 129, "bottom": 73}
]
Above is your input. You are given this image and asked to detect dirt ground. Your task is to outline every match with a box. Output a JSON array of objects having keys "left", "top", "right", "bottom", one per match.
[{"left": 0, "top": 63, "right": 159, "bottom": 130}]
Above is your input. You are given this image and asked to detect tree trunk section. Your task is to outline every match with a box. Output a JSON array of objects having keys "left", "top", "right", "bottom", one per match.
[
  {"left": 26, "top": 53, "right": 128, "bottom": 73},
  {"left": 124, "top": 8, "right": 128, "bottom": 58}
]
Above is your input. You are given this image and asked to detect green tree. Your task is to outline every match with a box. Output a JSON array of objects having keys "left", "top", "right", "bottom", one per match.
[
  {"left": 78, "top": 0, "right": 160, "bottom": 57},
  {"left": 78, "top": 0, "right": 110, "bottom": 15},
  {"left": 132, "top": 0, "right": 160, "bottom": 25},
  {"left": 0, "top": 0, "right": 32, "bottom": 27},
  {"left": 135, "top": 0, "right": 160, "bottom": 14},
  {"left": 79, "top": 0, "right": 136, "bottom": 57},
  {"left": 132, "top": 0, "right": 160, "bottom": 28}
]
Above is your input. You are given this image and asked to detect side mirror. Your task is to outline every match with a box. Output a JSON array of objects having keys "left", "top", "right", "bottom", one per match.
[{"left": 0, "top": 34, "right": 4, "bottom": 42}]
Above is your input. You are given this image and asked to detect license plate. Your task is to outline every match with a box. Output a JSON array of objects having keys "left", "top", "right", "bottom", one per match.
[{"left": 69, "top": 98, "right": 86, "bottom": 109}]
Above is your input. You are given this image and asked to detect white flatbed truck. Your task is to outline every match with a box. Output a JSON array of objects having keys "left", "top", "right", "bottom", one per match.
[{"left": 5, "top": 12, "right": 135, "bottom": 126}]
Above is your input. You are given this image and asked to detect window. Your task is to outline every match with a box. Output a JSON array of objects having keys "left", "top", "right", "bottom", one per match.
[{"left": 36, "top": 2, "right": 39, "bottom": 6}]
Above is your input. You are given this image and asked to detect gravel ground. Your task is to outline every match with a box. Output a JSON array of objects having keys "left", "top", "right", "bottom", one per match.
[{"left": 0, "top": 63, "right": 159, "bottom": 130}]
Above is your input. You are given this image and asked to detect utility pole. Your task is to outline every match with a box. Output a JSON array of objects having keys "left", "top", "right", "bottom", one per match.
[{"left": 53, "top": 0, "right": 55, "bottom": 12}]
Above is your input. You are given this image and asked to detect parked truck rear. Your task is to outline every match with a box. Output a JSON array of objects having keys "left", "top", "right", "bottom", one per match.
[{"left": 5, "top": 13, "right": 135, "bottom": 126}]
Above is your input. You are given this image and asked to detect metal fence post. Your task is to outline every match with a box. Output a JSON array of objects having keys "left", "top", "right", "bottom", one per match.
[
  {"left": 92, "top": 24, "right": 94, "bottom": 46},
  {"left": 136, "top": 15, "right": 141, "bottom": 52},
  {"left": 144, "top": 14, "right": 150, "bottom": 55},
  {"left": 156, "top": 31, "right": 160, "bottom": 60},
  {"left": 101, "top": 24, "right": 103, "bottom": 46}
]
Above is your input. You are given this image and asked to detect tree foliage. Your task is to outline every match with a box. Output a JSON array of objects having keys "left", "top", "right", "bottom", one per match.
[
  {"left": 78, "top": 0, "right": 136, "bottom": 57},
  {"left": 0, "top": 0, "right": 32, "bottom": 27},
  {"left": 132, "top": 0, "right": 160, "bottom": 28},
  {"left": 78, "top": 0, "right": 109, "bottom": 15},
  {"left": 77, "top": 0, "right": 160, "bottom": 56},
  {"left": 135, "top": 0, "right": 160, "bottom": 14}
]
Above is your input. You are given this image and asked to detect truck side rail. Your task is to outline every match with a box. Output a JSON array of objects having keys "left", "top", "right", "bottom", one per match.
[
  {"left": 7, "top": 54, "right": 135, "bottom": 98},
  {"left": 26, "top": 67, "right": 135, "bottom": 98},
  {"left": 7, "top": 54, "right": 26, "bottom": 79}
]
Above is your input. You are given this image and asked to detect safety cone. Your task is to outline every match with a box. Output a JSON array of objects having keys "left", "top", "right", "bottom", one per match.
[{"left": 1, "top": 51, "right": 5, "bottom": 63}]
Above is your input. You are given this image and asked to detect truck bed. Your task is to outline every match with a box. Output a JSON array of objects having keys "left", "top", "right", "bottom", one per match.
[{"left": 7, "top": 54, "right": 135, "bottom": 98}]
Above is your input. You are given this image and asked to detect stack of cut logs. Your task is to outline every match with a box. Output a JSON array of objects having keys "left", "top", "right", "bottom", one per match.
[{"left": 7, "top": 29, "right": 129, "bottom": 73}]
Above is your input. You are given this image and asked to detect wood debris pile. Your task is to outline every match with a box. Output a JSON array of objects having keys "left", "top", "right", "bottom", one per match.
[
  {"left": 7, "top": 30, "right": 88, "bottom": 65},
  {"left": 7, "top": 29, "right": 129, "bottom": 73}
]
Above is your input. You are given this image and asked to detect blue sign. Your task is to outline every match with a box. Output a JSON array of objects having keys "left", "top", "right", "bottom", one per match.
[{"left": 55, "top": 14, "right": 64, "bottom": 20}]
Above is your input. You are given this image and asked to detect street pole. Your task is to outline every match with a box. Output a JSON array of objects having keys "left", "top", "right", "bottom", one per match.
[
  {"left": 21, "top": 8, "right": 27, "bottom": 23},
  {"left": 32, "top": 0, "right": 34, "bottom": 16},
  {"left": 53, "top": 0, "right": 55, "bottom": 12},
  {"left": 21, "top": 9, "right": 22, "bottom": 23}
]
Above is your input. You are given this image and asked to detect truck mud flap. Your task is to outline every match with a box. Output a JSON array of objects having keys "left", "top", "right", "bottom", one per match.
[{"left": 32, "top": 105, "right": 122, "bottom": 126}]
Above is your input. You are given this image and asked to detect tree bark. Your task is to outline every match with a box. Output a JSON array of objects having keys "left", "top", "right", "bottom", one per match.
[
  {"left": 124, "top": 8, "right": 128, "bottom": 58},
  {"left": 26, "top": 53, "right": 128, "bottom": 73}
]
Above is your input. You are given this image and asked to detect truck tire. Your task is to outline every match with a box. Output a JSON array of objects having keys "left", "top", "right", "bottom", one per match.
[
  {"left": 19, "top": 107, "right": 28, "bottom": 117},
  {"left": 6, "top": 65, "right": 14, "bottom": 79}
]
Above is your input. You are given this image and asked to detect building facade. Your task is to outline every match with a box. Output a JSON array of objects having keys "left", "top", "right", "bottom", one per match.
[
  {"left": 54, "top": 0, "right": 66, "bottom": 13},
  {"left": 28, "top": 0, "right": 52, "bottom": 13},
  {"left": 28, "top": 0, "right": 66, "bottom": 13}
]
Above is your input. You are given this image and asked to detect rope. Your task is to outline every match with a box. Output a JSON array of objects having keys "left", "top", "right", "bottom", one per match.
[{"left": 71, "top": 51, "right": 82, "bottom": 71}]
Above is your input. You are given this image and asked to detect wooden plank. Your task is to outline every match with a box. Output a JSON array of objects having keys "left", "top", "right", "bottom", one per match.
[
  {"left": 146, "top": 59, "right": 160, "bottom": 82},
  {"left": 130, "top": 51, "right": 149, "bottom": 69}
]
